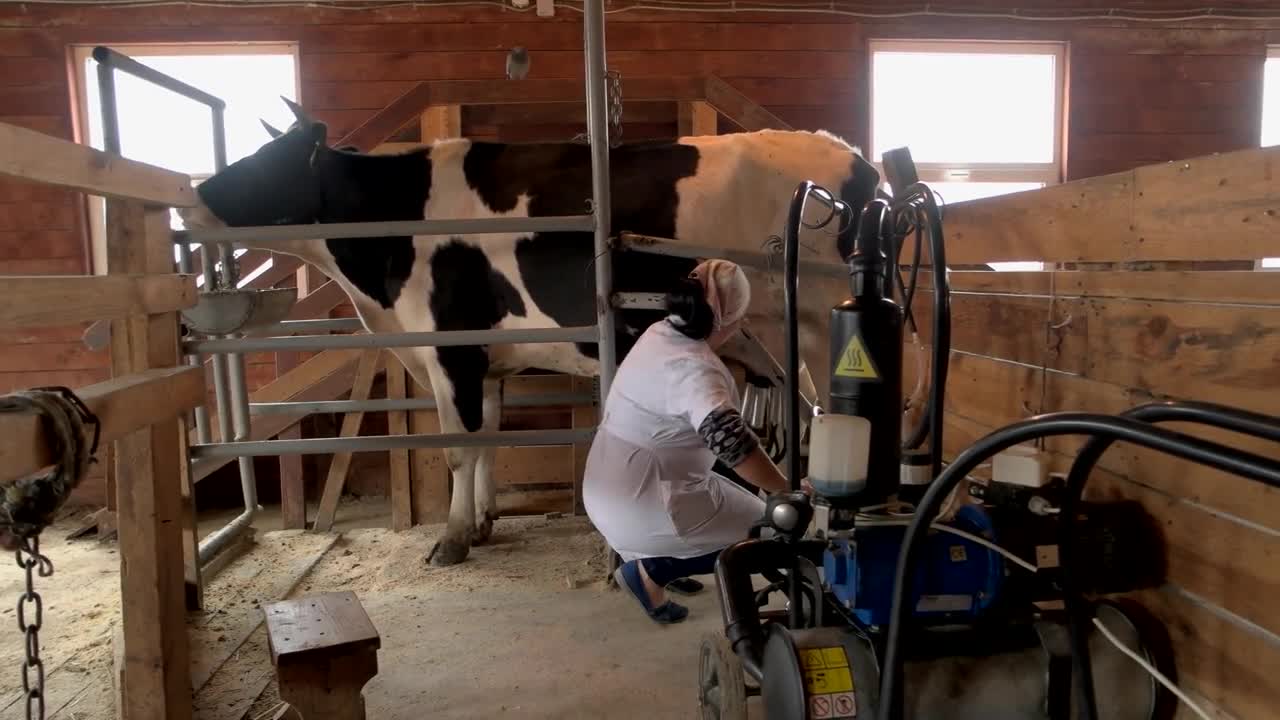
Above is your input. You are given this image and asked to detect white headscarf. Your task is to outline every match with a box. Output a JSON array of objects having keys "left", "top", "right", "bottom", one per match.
[{"left": 688, "top": 258, "right": 751, "bottom": 330}]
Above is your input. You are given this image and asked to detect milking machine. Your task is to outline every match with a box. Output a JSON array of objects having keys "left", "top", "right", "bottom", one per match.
[{"left": 697, "top": 148, "right": 1280, "bottom": 720}]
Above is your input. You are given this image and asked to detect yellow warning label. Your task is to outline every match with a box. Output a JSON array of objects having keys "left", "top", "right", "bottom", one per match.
[
  {"left": 804, "top": 667, "right": 854, "bottom": 695},
  {"left": 834, "top": 334, "right": 879, "bottom": 380},
  {"left": 800, "top": 647, "right": 855, "bottom": 695}
]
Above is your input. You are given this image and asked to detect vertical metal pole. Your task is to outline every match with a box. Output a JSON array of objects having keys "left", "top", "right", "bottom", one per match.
[
  {"left": 176, "top": 242, "right": 211, "bottom": 445},
  {"left": 584, "top": 0, "right": 616, "bottom": 410},
  {"left": 96, "top": 61, "right": 121, "bottom": 155},
  {"left": 210, "top": 103, "right": 259, "bottom": 518}
]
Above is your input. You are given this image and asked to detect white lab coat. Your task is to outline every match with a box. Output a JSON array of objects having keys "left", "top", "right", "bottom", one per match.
[{"left": 582, "top": 320, "right": 766, "bottom": 562}]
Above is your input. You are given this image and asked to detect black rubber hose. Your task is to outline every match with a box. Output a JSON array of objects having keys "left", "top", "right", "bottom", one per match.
[
  {"left": 1058, "top": 400, "right": 1280, "bottom": 720},
  {"left": 875, "top": 411, "right": 1280, "bottom": 720},
  {"left": 782, "top": 181, "right": 810, "bottom": 493}
]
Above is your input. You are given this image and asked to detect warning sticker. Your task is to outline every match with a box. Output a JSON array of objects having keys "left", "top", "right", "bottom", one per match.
[
  {"left": 834, "top": 334, "right": 880, "bottom": 380},
  {"left": 808, "top": 692, "right": 858, "bottom": 719},
  {"left": 802, "top": 646, "right": 856, "bottom": 698}
]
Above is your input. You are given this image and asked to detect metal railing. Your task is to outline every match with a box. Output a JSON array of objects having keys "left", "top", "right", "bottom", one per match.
[
  {"left": 90, "top": 0, "right": 619, "bottom": 531},
  {"left": 92, "top": 45, "right": 260, "bottom": 567}
]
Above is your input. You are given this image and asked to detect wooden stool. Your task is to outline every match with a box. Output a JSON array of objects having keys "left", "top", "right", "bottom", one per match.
[{"left": 264, "top": 591, "right": 381, "bottom": 720}]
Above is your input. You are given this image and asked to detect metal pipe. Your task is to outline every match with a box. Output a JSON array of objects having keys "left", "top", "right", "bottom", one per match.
[
  {"left": 615, "top": 232, "right": 849, "bottom": 278},
  {"left": 248, "top": 317, "right": 366, "bottom": 336},
  {"left": 211, "top": 105, "right": 228, "bottom": 171},
  {"left": 186, "top": 325, "right": 599, "bottom": 354},
  {"left": 190, "top": 428, "right": 597, "bottom": 459},
  {"left": 584, "top": 0, "right": 617, "bottom": 412},
  {"left": 225, "top": 349, "right": 259, "bottom": 519},
  {"left": 197, "top": 508, "right": 253, "bottom": 566},
  {"left": 92, "top": 46, "right": 225, "bottom": 109},
  {"left": 176, "top": 242, "right": 212, "bottom": 445},
  {"left": 175, "top": 215, "right": 595, "bottom": 246},
  {"left": 251, "top": 393, "right": 594, "bottom": 416},
  {"left": 96, "top": 60, "right": 121, "bottom": 155}
]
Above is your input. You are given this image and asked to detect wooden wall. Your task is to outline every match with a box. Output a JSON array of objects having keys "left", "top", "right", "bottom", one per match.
[
  {"left": 900, "top": 144, "right": 1279, "bottom": 720},
  {"left": 1, "top": 1, "right": 1278, "bottom": 508}
]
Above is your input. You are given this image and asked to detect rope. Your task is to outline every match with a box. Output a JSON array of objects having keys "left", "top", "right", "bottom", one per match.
[{"left": 0, "top": 388, "right": 101, "bottom": 549}]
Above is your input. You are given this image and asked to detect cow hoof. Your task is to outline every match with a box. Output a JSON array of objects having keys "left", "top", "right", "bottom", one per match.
[
  {"left": 472, "top": 511, "right": 498, "bottom": 545},
  {"left": 428, "top": 537, "right": 471, "bottom": 566}
]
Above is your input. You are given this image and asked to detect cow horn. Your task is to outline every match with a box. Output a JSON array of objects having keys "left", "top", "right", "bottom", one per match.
[
  {"left": 281, "top": 96, "right": 311, "bottom": 125},
  {"left": 261, "top": 119, "right": 284, "bottom": 139}
]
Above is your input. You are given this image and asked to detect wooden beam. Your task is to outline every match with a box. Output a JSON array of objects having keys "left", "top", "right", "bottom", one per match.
[
  {"left": 311, "top": 350, "right": 383, "bottom": 532},
  {"left": 106, "top": 200, "right": 192, "bottom": 720},
  {"left": 335, "top": 77, "right": 705, "bottom": 150},
  {"left": 0, "top": 121, "right": 195, "bottom": 208},
  {"left": 703, "top": 76, "right": 792, "bottom": 132},
  {"left": 0, "top": 365, "right": 205, "bottom": 484},
  {"left": 919, "top": 270, "right": 1280, "bottom": 306},
  {"left": 421, "top": 105, "right": 462, "bottom": 143},
  {"left": 387, "top": 361, "right": 412, "bottom": 531},
  {"left": 943, "top": 145, "right": 1280, "bottom": 265},
  {"left": 678, "top": 100, "right": 718, "bottom": 137},
  {"left": 0, "top": 274, "right": 196, "bottom": 330}
]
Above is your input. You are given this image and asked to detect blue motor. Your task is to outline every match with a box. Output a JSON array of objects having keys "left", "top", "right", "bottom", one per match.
[{"left": 822, "top": 505, "right": 1005, "bottom": 628}]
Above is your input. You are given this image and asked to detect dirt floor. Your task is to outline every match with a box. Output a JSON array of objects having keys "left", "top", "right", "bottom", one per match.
[{"left": 0, "top": 497, "right": 741, "bottom": 720}]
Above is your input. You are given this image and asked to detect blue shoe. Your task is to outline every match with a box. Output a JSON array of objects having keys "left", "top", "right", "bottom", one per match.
[
  {"left": 614, "top": 561, "right": 689, "bottom": 624},
  {"left": 666, "top": 577, "right": 705, "bottom": 596}
]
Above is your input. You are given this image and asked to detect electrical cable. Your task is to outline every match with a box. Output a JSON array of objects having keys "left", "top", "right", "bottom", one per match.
[{"left": 1090, "top": 615, "right": 1214, "bottom": 720}]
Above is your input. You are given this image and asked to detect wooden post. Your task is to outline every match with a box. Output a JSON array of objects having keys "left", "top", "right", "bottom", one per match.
[
  {"left": 312, "top": 350, "right": 383, "bottom": 532},
  {"left": 278, "top": 264, "right": 326, "bottom": 530},
  {"left": 421, "top": 105, "right": 461, "bottom": 143},
  {"left": 678, "top": 101, "right": 718, "bottom": 138},
  {"left": 106, "top": 199, "right": 193, "bottom": 720},
  {"left": 571, "top": 376, "right": 598, "bottom": 516},
  {"left": 386, "top": 361, "right": 413, "bottom": 531}
]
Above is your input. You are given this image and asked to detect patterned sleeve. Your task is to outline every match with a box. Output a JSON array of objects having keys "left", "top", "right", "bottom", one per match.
[{"left": 697, "top": 407, "right": 760, "bottom": 468}]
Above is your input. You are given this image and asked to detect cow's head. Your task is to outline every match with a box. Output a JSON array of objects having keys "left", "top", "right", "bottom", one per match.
[{"left": 178, "top": 98, "right": 330, "bottom": 230}]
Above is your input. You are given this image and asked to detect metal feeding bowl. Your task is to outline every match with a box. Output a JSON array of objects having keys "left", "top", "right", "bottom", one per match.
[{"left": 181, "top": 287, "right": 298, "bottom": 336}]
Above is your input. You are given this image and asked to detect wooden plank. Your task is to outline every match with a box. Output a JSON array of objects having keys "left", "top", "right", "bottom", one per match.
[
  {"left": 703, "top": 75, "right": 792, "bottom": 132},
  {"left": 105, "top": 200, "right": 191, "bottom": 720},
  {"left": 275, "top": 350, "right": 307, "bottom": 531},
  {"left": 920, "top": 270, "right": 1280, "bottom": 305},
  {"left": 421, "top": 104, "right": 461, "bottom": 144},
  {"left": 0, "top": 274, "right": 196, "bottom": 329},
  {"left": 943, "top": 145, "right": 1280, "bottom": 264},
  {"left": 571, "top": 376, "right": 596, "bottom": 516},
  {"left": 387, "top": 360, "right": 412, "bottom": 531},
  {"left": 911, "top": 352, "right": 1280, "bottom": 536},
  {"left": 1128, "top": 587, "right": 1280, "bottom": 720},
  {"left": 265, "top": 590, "right": 380, "bottom": 661},
  {"left": 0, "top": 365, "right": 204, "bottom": 483},
  {"left": 311, "top": 350, "right": 383, "bottom": 532},
  {"left": 409, "top": 376, "right": 447, "bottom": 525},
  {"left": 678, "top": 100, "right": 717, "bottom": 137},
  {"left": 0, "top": 121, "right": 195, "bottom": 207}
]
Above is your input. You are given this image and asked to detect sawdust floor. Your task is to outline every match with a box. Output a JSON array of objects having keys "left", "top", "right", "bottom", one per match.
[{"left": 0, "top": 497, "right": 745, "bottom": 720}]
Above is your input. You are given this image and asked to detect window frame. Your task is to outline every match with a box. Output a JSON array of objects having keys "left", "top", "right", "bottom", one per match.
[
  {"left": 866, "top": 38, "right": 1067, "bottom": 198},
  {"left": 69, "top": 42, "right": 301, "bottom": 274},
  {"left": 1262, "top": 44, "right": 1280, "bottom": 148}
]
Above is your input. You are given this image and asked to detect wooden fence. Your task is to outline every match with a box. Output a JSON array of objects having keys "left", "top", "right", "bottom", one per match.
[
  {"left": 0, "top": 119, "right": 200, "bottom": 719},
  {"left": 902, "top": 144, "right": 1280, "bottom": 720}
]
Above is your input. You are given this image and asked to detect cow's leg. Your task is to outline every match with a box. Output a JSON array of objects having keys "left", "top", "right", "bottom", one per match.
[
  {"left": 471, "top": 378, "right": 502, "bottom": 545},
  {"left": 423, "top": 357, "right": 485, "bottom": 567}
]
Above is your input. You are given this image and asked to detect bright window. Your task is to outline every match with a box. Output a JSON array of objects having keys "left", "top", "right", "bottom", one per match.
[
  {"left": 1263, "top": 47, "right": 1280, "bottom": 148},
  {"left": 72, "top": 43, "right": 300, "bottom": 277},
  {"left": 869, "top": 39, "right": 1065, "bottom": 204}
]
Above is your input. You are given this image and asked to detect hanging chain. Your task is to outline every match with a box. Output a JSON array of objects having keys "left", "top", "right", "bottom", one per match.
[
  {"left": 15, "top": 537, "right": 52, "bottom": 720},
  {"left": 605, "top": 69, "right": 623, "bottom": 147},
  {"left": 572, "top": 70, "right": 624, "bottom": 147}
]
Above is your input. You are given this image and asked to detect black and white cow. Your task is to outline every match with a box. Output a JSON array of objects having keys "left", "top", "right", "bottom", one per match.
[{"left": 180, "top": 98, "right": 880, "bottom": 566}]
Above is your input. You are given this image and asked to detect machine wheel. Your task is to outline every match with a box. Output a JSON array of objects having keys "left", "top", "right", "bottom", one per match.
[{"left": 698, "top": 632, "right": 748, "bottom": 720}]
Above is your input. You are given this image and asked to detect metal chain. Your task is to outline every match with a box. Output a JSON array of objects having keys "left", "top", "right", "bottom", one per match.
[
  {"left": 606, "top": 69, "right": 623, "bottom": 147},
  {"left": 15, "top": 536, "right": 52, "bottom": 720},
  {"left": 572, "top": 70, "right": 624, "bottom": 147}
]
